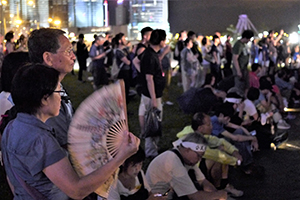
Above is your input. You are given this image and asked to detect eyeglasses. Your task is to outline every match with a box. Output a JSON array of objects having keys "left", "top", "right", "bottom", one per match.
[
  {"left": 57, "top": 48, "right": 74, "bottom": 56},
  {"left": 53, "top": 90, "right": 66, "bottom": 96},
  {"left": 194, "top": 151, "right": 203, "bottom": 160}
]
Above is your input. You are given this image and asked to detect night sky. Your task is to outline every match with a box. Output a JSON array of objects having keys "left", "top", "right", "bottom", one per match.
[{"left": 168, "top": 0, "right": 300, "bottom": 35}]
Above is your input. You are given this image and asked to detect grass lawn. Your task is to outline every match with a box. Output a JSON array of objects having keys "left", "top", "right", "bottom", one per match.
[{"left": 62, "top": 72, "right": 193, "bottom": 167}]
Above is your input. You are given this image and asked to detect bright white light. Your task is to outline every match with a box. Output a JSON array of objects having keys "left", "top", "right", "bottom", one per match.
[
  {"left": 289, "top": 32, "right": 299, "bottom": 44},
  {"left": 69, "top": 32, "right": 75, "bottom": 38},
  {"left": 117, "top": 0, "right": 123, "bottom": 4},
  {"left": 258, "top": 33, "right": 263, "bottom": 38}
]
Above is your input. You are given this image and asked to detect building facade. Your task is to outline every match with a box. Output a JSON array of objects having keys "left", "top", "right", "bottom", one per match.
[
  {"left": 129, "top": 0, "right": 169, "bottom": 39},
  {"left": 68, "top": 0, "right": 104, "bottom": 28}
]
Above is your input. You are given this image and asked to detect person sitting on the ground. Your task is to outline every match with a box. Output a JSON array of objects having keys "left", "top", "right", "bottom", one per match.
[
  {"left": 243, "top": 87, "right": 266, "bottom": 126},
  {"left": 275, "top": 68, "right": 300, "bottom": 104},
  {"left": 146, "top": 132, "right": 227, "bottom": 200},
  {"left": 249, "top": 63, "right": 262, "bottom": 88},
  {"left": 201, "top": 74, "right": 227, "bottom": 100},
  {"left": 242, "top": 87, "right": 288, "bottom": 149},
  {"left": 176, "top": 112, "right": 244, "bottom": 198},
  {"left": 108, "top": 147, "right": 165, "bottom": 200},
  {"left": 1, "top": 64, "right": 139, "bottom": 199},
  {"left": 256, "top": 77, "right": 290, "bottom": 130},
  {"left": 210, "top": 103, "right": 262, "bottom": 176}
]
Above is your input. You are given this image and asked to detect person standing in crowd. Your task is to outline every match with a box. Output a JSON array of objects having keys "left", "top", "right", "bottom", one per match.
[
  {"left": 187, "top": 31, "right": 203, "bottom": 65},
  {"left": 200, "top": 37, "right": 211, "bottom": 86},
  {"left": 277, "top": 39, "right": 290, "bottom": 67},
  {"left": 89, "top": 35, "right": 108, "bottom": 90},
  {"left": 132, "top": 27, "right": 153, "bottom": 73},
  {"left": 103, "top": 32, "right": 113, "bottom": 69},
  {"left": 4, "top": 31, "right": 15, "bottom": 55},
  {"left": 132, "top": 27, "right": 153, "bottom": 95},
  {"left": 160, "top": 44, "right": 173, "bottom": 106},
  {"left": 180, "top": 38, "right": 200, "bottom": 92},
  {"left": 250, "top": 38, "right": 260, "bottom": 64},
  {"left": 215, "top": 31, "right": 224, "bottom": 59},
  {"left": 138, "top": 29, "right": 166, "bottom": 158},
  {"left": 76, "top": 33, "right": 89, "bottom": 82},
  {"left": 15, "top": 35, "right": 27, "bottom": 52},
  {"left": 210, "top": 35, "right": 222, "bottom": 85},
  {"left": 28, "top": 28, "right": 75, "bottom": 149},
  {"left": 268, "top": 29, "right": 284, "bottom": 74},
  {"left": 224, "top": 35, "right": 232, "bottom": 77},
  {"left": 174, "top": 30, "right": 187, "bottom": 87},
  {"left": 232, "top": 30, "right": 254, "bottom": 97},
  {"left": 114, "top": 33, "right": 132, "bottom": 104}
]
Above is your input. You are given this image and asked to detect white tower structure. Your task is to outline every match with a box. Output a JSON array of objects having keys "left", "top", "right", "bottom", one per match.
[{"left": 235, "top": 14, "right": 258, "bottom": 35}]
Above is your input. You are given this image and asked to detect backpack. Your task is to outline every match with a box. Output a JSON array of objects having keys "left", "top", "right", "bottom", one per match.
[{"left": 110, "top": 49, "right": 124, "bottom": 80}]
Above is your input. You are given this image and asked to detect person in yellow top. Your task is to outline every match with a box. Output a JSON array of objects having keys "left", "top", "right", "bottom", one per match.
[{"left": 176, "top": 112, "right": 243, "bottom": 198}]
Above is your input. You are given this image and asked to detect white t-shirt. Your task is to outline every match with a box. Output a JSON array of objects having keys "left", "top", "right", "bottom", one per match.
[
  {"left": 0, "top": 91, "right": 13, "bottom": 121},
  {"left": 107, "top": 170, "right": 150, "bottom": 200},
  {"left": 145, "top": 149, "right": 205, "bottom": 197},
  {"left": 243, "top": 99, "right": 257, "bottom": 119}
]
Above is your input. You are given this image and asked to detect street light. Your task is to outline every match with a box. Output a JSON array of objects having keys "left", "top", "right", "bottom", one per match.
[
  {"left": 53, "top": 20, "right": 61, "bottom": 26},
  {"left": 27, "top": 0, "right": 34, "bottom": 6},
  {"left": 15, "top": 19, "right": 22, "bottom": 25}
]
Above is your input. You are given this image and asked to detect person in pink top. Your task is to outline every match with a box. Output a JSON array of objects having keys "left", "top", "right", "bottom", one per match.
[{"left": 249, "top": 63, "right": 261, "bottom": 88}]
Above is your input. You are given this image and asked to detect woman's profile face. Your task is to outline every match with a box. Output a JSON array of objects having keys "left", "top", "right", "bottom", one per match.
[
  {"left": 125, "top": 162, "right": 143, "bottom": 178},
  {"left": 46, "top": 82, "right": 62, "bottom": 117}
]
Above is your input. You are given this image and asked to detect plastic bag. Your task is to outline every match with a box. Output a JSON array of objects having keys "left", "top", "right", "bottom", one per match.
[{"left": 144, "top": 107, "right": 162, "bottom": 138}]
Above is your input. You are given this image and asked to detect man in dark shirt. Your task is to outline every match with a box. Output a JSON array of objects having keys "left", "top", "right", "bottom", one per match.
[
  {"left": 232, "top": 30, "right": 254, "bottom": 97},
  {"left": 138, "top": 29, "right": 166, "bottom": 158},
  {"left": 76, "top": 33, "right": 89, "bottom": 82},
  {"left": 89, "top": 35, "right": 108, "bottom": 90}
]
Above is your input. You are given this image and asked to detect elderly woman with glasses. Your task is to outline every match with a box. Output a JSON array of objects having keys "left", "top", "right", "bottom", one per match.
[{"left": 1, "top": 64, "right": 139, "bottom": 200}]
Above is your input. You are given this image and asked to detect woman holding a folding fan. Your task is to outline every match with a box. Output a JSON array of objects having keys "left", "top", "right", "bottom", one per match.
[{"left": 1, "top": 64, "right": 139, "bottom": 200}]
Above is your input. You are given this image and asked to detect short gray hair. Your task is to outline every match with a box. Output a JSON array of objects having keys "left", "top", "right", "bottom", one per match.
[{"left": 182, "top": 132, "right": 208, "bottom": 146}]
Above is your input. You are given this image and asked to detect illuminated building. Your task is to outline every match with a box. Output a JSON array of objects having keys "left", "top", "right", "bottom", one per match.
[
  {"left": 129, "top": 0, "right": 170, "bottom": 39},
  {"left": 68, "top": 0, "right": 105, "bottom": 28}
]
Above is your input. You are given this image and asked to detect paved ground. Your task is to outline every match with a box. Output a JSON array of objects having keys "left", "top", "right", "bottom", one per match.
[{"left": 229, "top": 114, "right": 300, "bottom": 200}]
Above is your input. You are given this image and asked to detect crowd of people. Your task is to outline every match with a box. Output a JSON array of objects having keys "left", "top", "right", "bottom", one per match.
[{"left": 0, "top": 26, "right": 299, "bottom": 200}]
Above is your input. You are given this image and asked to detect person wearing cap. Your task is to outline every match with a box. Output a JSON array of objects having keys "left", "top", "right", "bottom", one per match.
[{"left": 145, "top": 132, "right": 227, "bottom": 200}]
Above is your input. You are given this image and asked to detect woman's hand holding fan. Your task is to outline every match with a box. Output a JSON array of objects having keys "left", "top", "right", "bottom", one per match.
[
  {"left": 114, "top": 131, "right": 140, "bottom": 163},
  {"left": 68, "top": 80, "right": 139, "bottom": 198}
]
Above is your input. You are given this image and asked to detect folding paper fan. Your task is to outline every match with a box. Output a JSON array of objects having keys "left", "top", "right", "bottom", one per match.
[{"left": 68, "top": 80, "right": 127, "bottom": 198}]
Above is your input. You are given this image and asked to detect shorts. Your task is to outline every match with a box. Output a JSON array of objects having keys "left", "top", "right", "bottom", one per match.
[{"left": 138, "top": 94, "right": 163, "bottom": 119}]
